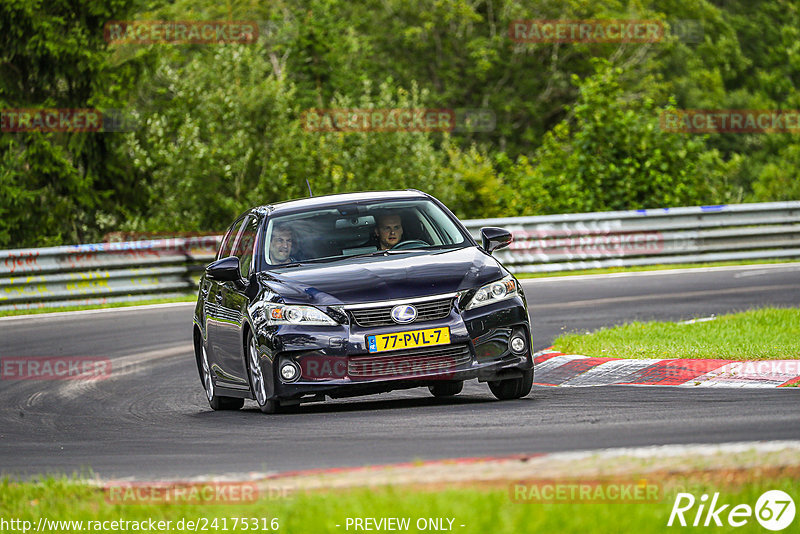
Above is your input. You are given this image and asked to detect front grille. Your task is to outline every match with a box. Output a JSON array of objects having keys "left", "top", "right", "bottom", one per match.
[
  {"left": 349, "top": 297, "right": 454, "bottom": 327},
  {"left": 348, "top": 343, "right": 471, "bottom": 378}
]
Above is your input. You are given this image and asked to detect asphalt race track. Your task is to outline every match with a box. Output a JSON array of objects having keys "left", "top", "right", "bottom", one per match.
[{"left": 1, "top": 264, "right": 798, "bottom": 480}]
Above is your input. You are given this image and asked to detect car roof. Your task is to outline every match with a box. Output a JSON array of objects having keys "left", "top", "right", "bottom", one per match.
[{"left": 258, "top": 189, "right": 431, "bottom": 215}]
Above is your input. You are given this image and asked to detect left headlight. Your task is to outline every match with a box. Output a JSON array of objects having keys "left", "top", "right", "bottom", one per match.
[
  {"left": 463, "top": 274, "right": 519, "bottom": 310},
  {"left": 265, "top": 304, "right": 338, "bottom": 326}
]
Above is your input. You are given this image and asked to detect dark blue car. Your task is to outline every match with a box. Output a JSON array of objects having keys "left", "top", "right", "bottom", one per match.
[{"left": 193, "top": 190, "right": 534, "bottom": 413}]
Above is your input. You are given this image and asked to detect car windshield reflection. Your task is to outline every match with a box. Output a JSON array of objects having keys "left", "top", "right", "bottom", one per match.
[{"left": 263, "top": 199, "right": 469, "bottom": 268}]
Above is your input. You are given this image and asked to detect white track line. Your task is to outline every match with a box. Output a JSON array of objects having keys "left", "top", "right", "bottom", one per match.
[
  {"left": 0, "top": 301, "right": 196, "bottom": 322},
  {"left": 520, "top": 262, "right": 800, "bottom": 284}
]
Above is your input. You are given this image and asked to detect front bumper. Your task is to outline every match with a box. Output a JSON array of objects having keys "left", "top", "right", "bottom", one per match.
[{"left": 255, "top": 296, "right": 533, "bottom": 402}]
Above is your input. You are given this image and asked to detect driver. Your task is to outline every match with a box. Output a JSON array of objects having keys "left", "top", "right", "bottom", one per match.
[
  {"left": 375, "top": 213, "right": 403, "bottom": 250},
  {"left": 269, "top": 223, "right": 296, "bottom": 264}
]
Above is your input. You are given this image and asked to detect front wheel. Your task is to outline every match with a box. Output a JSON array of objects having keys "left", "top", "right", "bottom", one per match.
[
  {"left": 201, "top": 345, "right": 244, "bottom": 411},
  {"left": 246, "top": 332, "right": 281, "bottom": 414},
  {"left": 488, "top": 369, "right": 533, "bottom": 400}
]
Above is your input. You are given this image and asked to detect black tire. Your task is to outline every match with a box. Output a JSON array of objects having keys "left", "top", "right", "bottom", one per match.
[
  {"left": 200, "top": 345, "right": 244, "bottom": 411},
  {"left": 246, "top": 332, "right": 281, "bottom": 414},
  {"left": 428, "top": 381, "right": 463, "bottom": 397},
  {"left": 488, "top": 369, "right": 533, "bottom": 400}
]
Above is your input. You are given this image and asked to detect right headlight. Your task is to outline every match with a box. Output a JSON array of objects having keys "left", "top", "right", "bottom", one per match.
[
  {"left": 265, "top": 304, "right": 338, "bottom": 326},
  {"left": 463, "top": 274, "right": 519, "bottom": 310}
]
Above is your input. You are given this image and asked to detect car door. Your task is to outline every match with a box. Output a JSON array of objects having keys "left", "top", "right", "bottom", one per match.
[
  {"left": 212, "top": 214, "right": 260, "bottom": 388},
  {"left": 205, "top": 216, "right": 246, "bottom": 386}
]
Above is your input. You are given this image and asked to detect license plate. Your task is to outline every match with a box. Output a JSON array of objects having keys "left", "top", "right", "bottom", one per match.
[{"left": 367, "top": 327, "right": 450, "bottom": 353}]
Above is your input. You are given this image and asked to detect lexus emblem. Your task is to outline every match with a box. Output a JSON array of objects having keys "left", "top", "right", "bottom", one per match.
[{"left": 390, "top": 304, "right": 417, "bottom": 324}]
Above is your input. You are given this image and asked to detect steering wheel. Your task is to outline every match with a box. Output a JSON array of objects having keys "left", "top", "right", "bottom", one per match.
[{"left": 391, "top": 239, "right": 429, "bottom": 250}]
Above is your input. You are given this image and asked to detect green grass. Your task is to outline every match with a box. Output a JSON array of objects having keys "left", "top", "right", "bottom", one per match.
[
  {"left": 516, "top": 259, "right": 800, "bottom": 278},
  {"left": 553, "top": 307, "right": 800, "bottom": 360},
  {"left": 1, "top": 476, "right": 796, "bottom": 534},
  {"left": 0, "top": 296, "right": 196, "bottom": 317}
]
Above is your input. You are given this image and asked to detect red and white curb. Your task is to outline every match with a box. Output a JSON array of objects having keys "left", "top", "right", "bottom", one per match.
[{"left": 533, "top": 351, "right": 800, "bottom": 388}]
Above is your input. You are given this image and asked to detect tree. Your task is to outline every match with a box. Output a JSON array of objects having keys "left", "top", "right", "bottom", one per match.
[
  {"left": 524, "top": 60, "right": 740, "bottom": 213},
  {"left": 0, "top": 0, "right": 141, "bottom": 247},
  {"left": 750, "top": 143, "right": 800, "bottom": 202}
]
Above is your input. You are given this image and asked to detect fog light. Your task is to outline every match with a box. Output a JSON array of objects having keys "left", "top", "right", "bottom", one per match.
[
  {"left": 280, "top": 361, "right": 300, "bottom": 382},
  {"left": 510, "top": 336, "right": 526, "bottom": 354}
]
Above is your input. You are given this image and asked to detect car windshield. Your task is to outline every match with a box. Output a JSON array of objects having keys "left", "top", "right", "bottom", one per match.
[{"left": 263, "top": 198, "right": 470, "bottom": 267}]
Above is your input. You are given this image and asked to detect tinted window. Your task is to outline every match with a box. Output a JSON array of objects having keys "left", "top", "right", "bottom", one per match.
[
  {"left": 263, "top": 198, "right": 470, "bottom": 267},
  {"left": 231, "top": 215, "right": 259, "bottom": 278},
  {"left": 217, "top": 217, "right": 245, "bottom": 260}
]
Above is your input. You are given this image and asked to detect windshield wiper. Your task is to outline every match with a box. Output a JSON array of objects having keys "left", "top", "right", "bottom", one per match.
[
  {"left": 271, "top": 256, "right": 343, "bottom": 268},
  {"left": 278, "top": 256, "right": 348, "bottom": 267},
  {"left": 348, "top": 249, "right": 419, "bottom": 259},
  {"left": 274, "top": 249, "right": 419, "bottom": 268}
]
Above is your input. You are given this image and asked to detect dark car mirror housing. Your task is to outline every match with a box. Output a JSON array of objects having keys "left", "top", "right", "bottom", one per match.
[
  {"left": 480, "top": 227, "right": 513, "bottom": 254},
  {"left": 206, "top": 256, "right": 246, "bottom": 287}
]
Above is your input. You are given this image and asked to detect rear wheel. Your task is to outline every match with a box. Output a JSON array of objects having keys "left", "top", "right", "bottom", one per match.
[
  {"left": 247, "top": 332, "right": 281, "bottom": 414},
  {"left": 428, "top": 381, "right": 463, "bottom": 397},
  {"left": 201, "top": 345, "right": 243, "bottom": 410},
  {"left": 488, "top": 369, "right": 533, "bottom": 400}
]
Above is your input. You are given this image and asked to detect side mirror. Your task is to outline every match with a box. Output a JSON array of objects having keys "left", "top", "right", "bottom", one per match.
[
  {"left": 480, "top": 227, "right": 513, "bottom": 254},
  {"left": 206, "top": 256, "right": 244, "bottom": 285}
]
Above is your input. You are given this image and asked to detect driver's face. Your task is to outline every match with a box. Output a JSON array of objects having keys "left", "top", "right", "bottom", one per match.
[
  {"left": 376, "top": 215, "right": 403, "bottom": 250},
  {"left": 270, "top": 228, "right": 293, "bottom": 263}
]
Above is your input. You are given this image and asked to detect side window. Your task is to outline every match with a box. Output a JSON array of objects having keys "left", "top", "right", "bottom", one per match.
[
  {"left": 218, "top": 218, "right": 245, "bottom": 260},
  {"left": 265, "top": 219, "right": 300, "bottom": 265},
  {"left": 232, "top": 216, "right": 259, "bottom": 278}
]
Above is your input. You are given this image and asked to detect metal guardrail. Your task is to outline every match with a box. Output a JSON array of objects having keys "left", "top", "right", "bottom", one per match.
[
  {"left": 1, "top": 202, "right": 799, "bottom": 311},
  {"left": 467, "top": 201, "right": 800, "bottom": 274},
  {"left": 0, "top": 237, "right": 220, "bottom": 311}
]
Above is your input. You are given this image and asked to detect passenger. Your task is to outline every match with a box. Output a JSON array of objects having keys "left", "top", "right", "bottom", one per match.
[
  {"left": 269, "top": 223, "right": 296, "bottom": 264},
  {"left": 374, "top": 213, "right": 404, "bottom": 250}
]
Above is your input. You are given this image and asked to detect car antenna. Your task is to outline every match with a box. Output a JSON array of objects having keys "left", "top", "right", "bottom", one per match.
[{"left": 306, "top": 179, "right": 314, "bottom": 197}]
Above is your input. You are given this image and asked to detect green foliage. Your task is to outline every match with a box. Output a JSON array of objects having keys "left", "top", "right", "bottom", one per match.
[
  {"left": 525, "top": 61, "right": 741, "bottom": 213},
  {"left": 438, "top": 144, "right": 508, "bottom": 219},
  {"left": 296, "top": 81, "right": 446, "bottom": 199},
  {"left": 122, "top": 46, "right": 467, "bottom": 232},
  {"left": 750, "top": 143, "right": 800, "bottom": 202},
  {"left": 2, "top": 0, "right": 799, "bottom": 247},
  {"left": 122, "top": 45, "right": 299, "bottom": 232},
  {"left": 0, "top": 0, "right": 141, "bottom": 248}
]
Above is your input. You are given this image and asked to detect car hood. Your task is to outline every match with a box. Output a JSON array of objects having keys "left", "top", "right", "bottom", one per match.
[{"left": 258, "top": 247, "right": 506, "bottom": 306}]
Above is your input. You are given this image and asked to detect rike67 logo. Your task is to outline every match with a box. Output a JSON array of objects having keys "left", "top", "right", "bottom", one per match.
[{"left": 668, "top": 490, "right": 795, "bottom": 531}]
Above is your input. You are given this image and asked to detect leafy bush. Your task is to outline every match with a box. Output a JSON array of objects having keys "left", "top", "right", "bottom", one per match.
[{"left": 525, "top": 61, "right": 740, "bottom": 213}]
